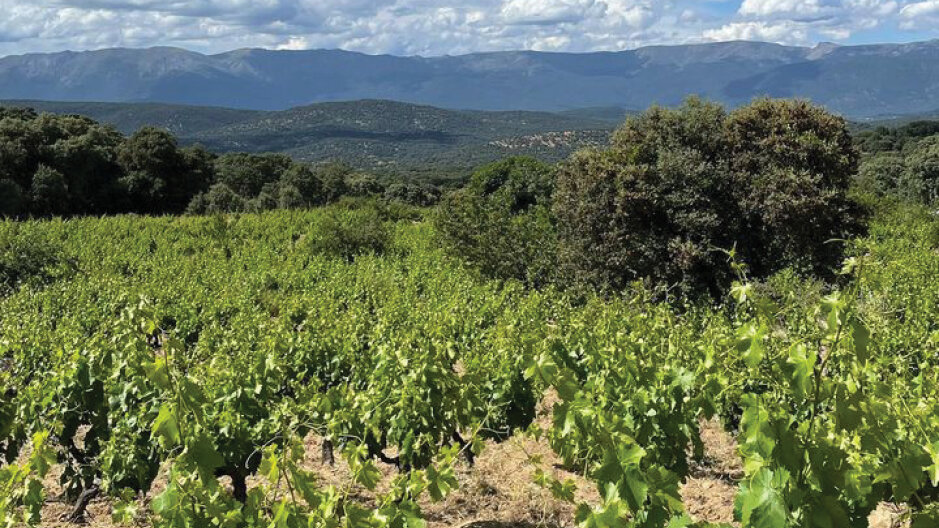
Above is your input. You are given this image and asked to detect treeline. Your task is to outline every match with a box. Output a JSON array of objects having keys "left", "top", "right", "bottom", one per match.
[
  {"left": 437, "top": 98, "right": 867, "bottom": 297},
  {"left": 855, "top": 121, "right": 939, "bottom": 206},
  {"left": 0, "top": 107, "right": 441, "bottom": 218}
]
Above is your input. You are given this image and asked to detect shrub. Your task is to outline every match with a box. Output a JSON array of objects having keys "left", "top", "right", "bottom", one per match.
[
  {"left": 725, "top": 99, "right": 864, "bottom": 278},
  {"left": 187, "top": 183, "right": 246, "bottom": 215},
  {"left": 347, "top": 173, "right": 386, "bottom": 197},
  {"left": 436, "top": 157, "right": 557, "bottom": 287},
  {"left": 308, "top": 206, "right": 389, "bottom": 261},
  {"left": 279, "top": 164, "right": 324, "bottom": 206},
  {"left": 900, "top": 136, "right": 939, "bottom": 206},
  {"left": 0, "top": 180, "right": 25, "bottom": 218},
  {"left": 856, "top": 153, "right": 905, "bottom": 196},
  {"left": 30, "top": 165, "right": 70, "bottom": 216},
  {"left": 384, "top": 183, "right": 441, "bottom": 207},
  {"left": 0, "top": 225, "right": 63, "bottom": 292},
  {"left": 555, "top": 98, "right": 864, "bottom": 296}
]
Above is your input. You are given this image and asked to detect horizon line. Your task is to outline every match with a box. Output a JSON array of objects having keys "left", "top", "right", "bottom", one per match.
[{"left": 3, "top": 37, "right": 939, "bottom": 61}]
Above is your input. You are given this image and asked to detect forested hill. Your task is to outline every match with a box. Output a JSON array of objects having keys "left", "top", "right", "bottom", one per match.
[
  {"left": 1, "top": 99, "right": 615, "bottom": 172},
  {"left": 2, "top": 40, "right": 939, "bottom": 116}
]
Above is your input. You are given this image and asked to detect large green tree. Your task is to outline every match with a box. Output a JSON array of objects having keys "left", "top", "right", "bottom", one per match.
[{"left": 554, "top": 98, "right": 864, "bottom": 295}]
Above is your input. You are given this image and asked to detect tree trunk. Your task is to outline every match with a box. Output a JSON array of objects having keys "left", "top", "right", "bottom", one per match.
[
  {"left": 322, "top": 439, "right": 335, "bottom": 466},
  {"left": 62, "top": 485, "right": 100, "bottom": 524}
]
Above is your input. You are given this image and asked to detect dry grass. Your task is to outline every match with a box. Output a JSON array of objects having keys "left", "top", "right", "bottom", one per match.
[{"left": 29, "top": 404, "right": 908, "bottom": 528}]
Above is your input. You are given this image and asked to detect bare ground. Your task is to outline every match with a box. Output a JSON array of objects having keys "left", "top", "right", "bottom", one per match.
[{"left": 30, "top": 402, "right": 909, "bottom": 528}]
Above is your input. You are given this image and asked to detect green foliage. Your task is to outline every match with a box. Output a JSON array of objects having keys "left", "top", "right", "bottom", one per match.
[
  {"left": 0, "top": 106, "right": 424, "bottom": 218},
  {"left": 0, "top": 202, "right": 937, "bottom": 527},
  {"left": 29, "top": 165, "right": 70, "bottom": 216},
  {"left": 436, "top": 157, "right": 557, "bottom": 287},
  {"left": 855, "top": 120, "right": 939, "bottom": 154},
  {"left": 307, "top": 205, "right": 390, "bottom": 261},
  {"left": 384, "top": 182, "right": 441, "bottom": 206},
  {"left": 555, "top": 98, "right": 864, "bottom": 295},
  {"left": 901, "top": 136, "right": 939, "bottom": 206},
  {"left": 0, "top": 224, "right": 64, "bottom": 292},
  {"left": 0, "top": 179, "right": 26, "bottom": 218}
]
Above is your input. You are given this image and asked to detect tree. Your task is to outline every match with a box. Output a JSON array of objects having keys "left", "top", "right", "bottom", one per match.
[
  {"left": 901, "top": 136, "right": 939, "bottom": 206},
  {"left": 0, "top": 179, "right": 25, "bottom": 218},
  {"left": 726, "top": 99, "right": 864, "bottom": 278},
  {"left": 384, "top": 183, "right": 441, "bottom": 207},
  {"left": 556, "top": 100, "right": 739, "bottom": 295},
  {"left": 436, "top": 157, "right": 557, "bottom": 287},
  {"left": 347, "top": 173, "right": 385, "bottom": 197},
  {"left": 316, "top": 162, "right": 353, "bottom": 203},
  {"left": 857, "top": 153, "right": 906, "bottom": 196},
  {"left": 118, "top": 127, "right": 186, "bottom": 212},
  {"left": 187, "top": 184, "right": 246, "bottom": 215},
  {"left": 279, "top": 164, "right": 324, "bottom": 206},
  {"left": 214, "top": 153, "right": 292, "bottom": 199},
  {"left": 30, "top": 165, "right": 70, "bottom": 217},
  {"left": 554, "top": 98, "right": 864, "bottom": 296}
]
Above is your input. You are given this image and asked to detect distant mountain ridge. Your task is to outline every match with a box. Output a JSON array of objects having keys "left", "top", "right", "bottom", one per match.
[{"left": 3, "top": 40, "right": 939, "bottom": 117}]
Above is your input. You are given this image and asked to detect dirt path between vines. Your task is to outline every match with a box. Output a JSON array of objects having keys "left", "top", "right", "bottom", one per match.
[{"left": 35, "top": 399, "right": 908, "bottom": 528}]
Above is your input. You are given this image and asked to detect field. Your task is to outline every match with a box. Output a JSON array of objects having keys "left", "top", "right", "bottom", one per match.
[{"left": 2, "top": 200, "right": 938, "bottom": 528}]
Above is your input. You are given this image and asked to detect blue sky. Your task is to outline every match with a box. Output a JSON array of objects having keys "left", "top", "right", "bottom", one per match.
[{"left": 0, "top": 0, "right": 937, "bottom": 57}]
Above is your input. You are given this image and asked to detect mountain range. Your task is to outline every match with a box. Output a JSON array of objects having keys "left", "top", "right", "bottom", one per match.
[{"left": 3, "top": 39, "right": 939, "bottom": 117}]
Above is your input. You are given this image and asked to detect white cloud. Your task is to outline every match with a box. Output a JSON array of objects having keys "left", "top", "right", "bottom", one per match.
[
  {"left": 0, "top": 0, "right": 934, "bottom": 57},
  {"left": 704, "top": 21, "right": 809, "bottom": 43},
  {"left": 899, "top": 0, "right": 939, "bottom": 28},
  {"left": 739, "top": 0, "right": 824, "bottom": 17}
]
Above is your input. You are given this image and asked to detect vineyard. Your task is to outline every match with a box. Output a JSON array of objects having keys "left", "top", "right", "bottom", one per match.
[{"left": 1, "top": 201, "right": 939, "bottom": 528}]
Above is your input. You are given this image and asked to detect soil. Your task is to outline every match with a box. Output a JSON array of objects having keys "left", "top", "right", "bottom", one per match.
[{"left": 30, "top": 401, "right": 909, "bottom": 528}]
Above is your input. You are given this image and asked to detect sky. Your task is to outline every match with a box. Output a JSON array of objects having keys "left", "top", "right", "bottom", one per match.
[{"left": 0, "top": 0, "right": 937, "bottom": 58}]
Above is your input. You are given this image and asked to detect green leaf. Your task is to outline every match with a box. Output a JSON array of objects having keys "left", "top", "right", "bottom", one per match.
[
  {"left": 736, "top": 468, "right": 789, "bottom": 528},
  {"left": 736, "top": 323, "right": 766, "bottom": 368},
  {"left": 354, "top": 458, "right": 381, "bottom": 491},
  {"left": 151, "top": 404, "right": 180, "bottom": 447},
  {"left": 187, "top": 434, "right": 224, "bottom": 475},
  {"left": 151, "top": 483, "right": 180, "bottom": 515},
  {"left": 425, "top": 464, "right": 458, "bottom": 502},
  {"left": 28, "top": 431, "right": 57, "bottom": 478},
  {"left": 259, "top": 448, "right": 280, "bottom": 483},
  {"left": 927, "top": 441, "right": 939, "bottom": 487},
  {"left": 786, "top": 343, "right": 815, "bottom": 400},
  {"left": 849, "top": 319, "right": 871, "bottom": 362},
  {"left": 143, "top": 359, "right": 172, "bottom": 389}
]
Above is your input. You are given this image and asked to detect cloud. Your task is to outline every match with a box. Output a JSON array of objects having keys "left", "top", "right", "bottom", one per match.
[
  {"left": 703, "top": 21, "right": 808, "bottom": 43},
  {"left": 0, "top": 0, "right": 934, "bottom": 57},
  {"left": 899, "top": 0, "right": 939, "bottom": 28},
  {"left": 705, "top": 0, "right": 904, "bottom": 46}
]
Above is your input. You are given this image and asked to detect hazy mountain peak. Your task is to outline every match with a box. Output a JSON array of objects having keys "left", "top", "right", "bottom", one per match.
[{"left": 2, "top": 39, "right": 939, "bottom": 117}]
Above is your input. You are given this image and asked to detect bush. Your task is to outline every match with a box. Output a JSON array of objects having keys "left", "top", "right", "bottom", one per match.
[
  {"left": 308, "top": 206, "right": 389, "bottom": 261},
  {"left": 856, "top": 153, "right": 906, "bottom": 196},
  {"left": 435, "top": 157, "right": 557, "bottom": 287},
  {"left": 900, "top": 136, "right": 939, "bottom": 206},
  {"left": 0, "top": 180, "right": 25, "bottom": 218},
  {"left": 0, "top": 225, "right": 63, "bottom": 292},
  {"left": 555, "top": 98, "right": 864, "bottom": 296},
  {"left": 384, "top": 182, "right": 441, "bottom": 207},
  {"left": 726, "top": 99, "right": 864, "bottom": 278},
  {"left": 187, "top": 183, "right": 246, "bottom": 214},
  {"left": 30, "top": 165, "right": 70, "bottom": 216}
]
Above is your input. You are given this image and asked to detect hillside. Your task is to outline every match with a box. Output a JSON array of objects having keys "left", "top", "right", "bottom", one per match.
[
  {"left": 0, "top": 100, "right": 265, "bottom": 135},
  {"left": 2, "top": 40, "right": 939, "bottom": 116},
  {"left": 2, "top": 99, "right": 615, "bottom": 174}
]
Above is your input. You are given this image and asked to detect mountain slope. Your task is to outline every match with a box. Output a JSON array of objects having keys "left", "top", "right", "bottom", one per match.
[
  {"left": 189, "top": 99, "right": 613, "bottom": 169},
  {"left": 3, "top": 40, "right": 939, "bottom": 116},
  {"left": 0, "top": 100, "right": 265, "bottom": 134},
  {"left": 1, "top": 99, "right": 614, "bottom": 174}
]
